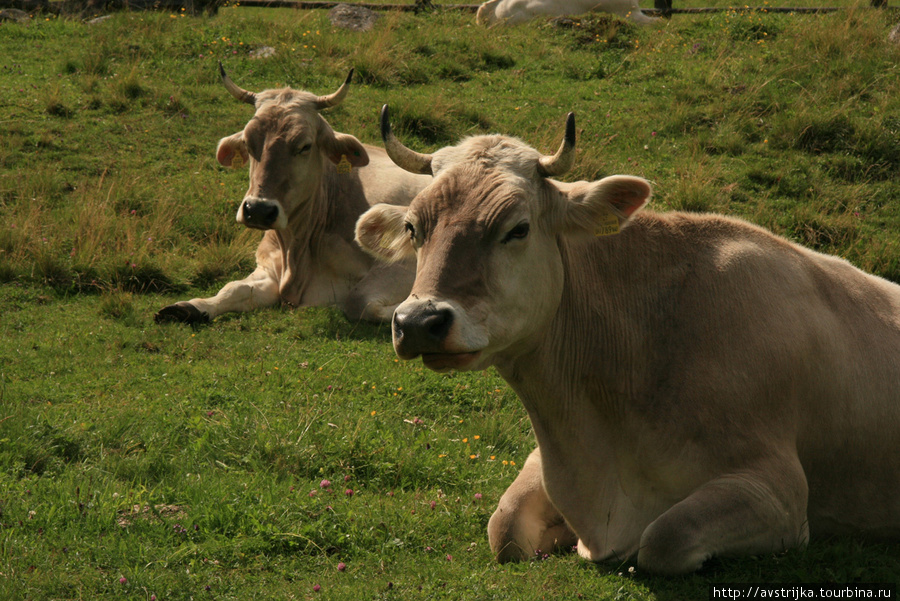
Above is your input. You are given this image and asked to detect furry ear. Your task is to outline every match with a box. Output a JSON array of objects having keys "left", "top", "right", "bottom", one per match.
[
  {"left": 355, "top": 204, "right": 415, "bottom": 263},
  {"left": 317, "top": 116, "right": 369, "bottom": 168},
  {"left": 324, "top": 132, "right": 370, "bottom": 168},
  {"left": 561, "top": 175, "right": 651, "bottom": 237},
  {"left": 216, "top": 132, "right": 249, "bottom": 169}
]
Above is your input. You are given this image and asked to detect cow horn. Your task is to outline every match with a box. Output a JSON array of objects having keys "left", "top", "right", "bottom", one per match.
[
  {"left": 315, "top": 69, "right": 354, "bottom": 110},
  {"left": 218, "top": 61, "right": 257, "bottom": 106},
  {"left": 380, "top": 105, "right": 434, "bottom": 176},
  {"left": 537, "top": 112, "right": 576, "bottom": 177}
]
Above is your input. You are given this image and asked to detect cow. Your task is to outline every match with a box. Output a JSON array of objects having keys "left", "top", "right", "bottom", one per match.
[
  {"left": 154, "top": 65, "right": 431, "bottom": 325},
  {"left": 476, "top": 0, "right": 659, "bottom": 26},
  {"left": 354, "top": 106, "right": 900, "bottom": 574}
]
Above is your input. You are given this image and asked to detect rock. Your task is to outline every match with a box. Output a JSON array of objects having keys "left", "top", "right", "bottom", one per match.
[
  {"left": 328, "top": 3, "right": 379, "bottom": 32},
  {"left": 0, "top": 8, "right": 31, "bottom": 22},
  {"left": 250, "top": 45, "right": 276, "bottom": 59},
  {"left": 890, "top": 22, "right": 900, "bottom": 46}
]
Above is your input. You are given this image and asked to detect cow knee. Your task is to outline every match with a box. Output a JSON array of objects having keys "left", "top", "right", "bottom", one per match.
[
  {"left": 488, "top": 505, "right": 574, "bottom": 563},
  {"left": 488, "top": 505, "right": 530, "bottom": 562},
  {"left": 638, "top": 514, "right": 708, "bottom": 575}
]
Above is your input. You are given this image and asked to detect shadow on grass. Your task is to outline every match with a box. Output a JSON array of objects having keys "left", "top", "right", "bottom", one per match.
[{"left": 624, "top": 537, "right": 900, "bottom": 601}]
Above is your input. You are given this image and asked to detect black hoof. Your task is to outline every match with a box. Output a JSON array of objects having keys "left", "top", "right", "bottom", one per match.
[{"left": 154, "top": 302, "right": 210, "bottom": 325}]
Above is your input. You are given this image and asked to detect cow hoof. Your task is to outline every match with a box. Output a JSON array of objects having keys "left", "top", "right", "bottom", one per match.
[{"left": 154, "top": 302, "right": 210, "bottom": 325}]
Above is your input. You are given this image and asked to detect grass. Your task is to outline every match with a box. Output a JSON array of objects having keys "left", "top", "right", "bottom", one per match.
[{"left": 2, "top": 2, "right": 900, "bottom": 599}]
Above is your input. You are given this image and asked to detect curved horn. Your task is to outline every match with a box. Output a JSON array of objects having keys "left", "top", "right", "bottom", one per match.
[
  {"left": 315, "top": 69, "right": 354, "bottom": 110},
  {"left": 380, "top": 105, "right": 434, "bottom": 176},
  {"left": 218, "top": 61, "right": 257, "bottom": 106},
  {"left": 537, "top": 112, "right": 576, "bottom": 177}
]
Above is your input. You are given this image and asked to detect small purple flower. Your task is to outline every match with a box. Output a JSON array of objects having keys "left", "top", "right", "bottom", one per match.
[
  {"left": 344, "top": 474, "right": 351, "bottom": 482},
  {"left": 308, "top": 490, "right": 317, "bottom": 497},
  {"left": 313, "top": 584, "right": 321, "bottom": 592},
  {"left": 446, "top": 554, "right": 453, "bottom": 561},
  {"left": 474, "top": 493, "right": 482, "bottom": 500},
  {"left": 337, "top": 562, "right": 346, "bottom": 572},
  {"left": 320, "top": 479, "right": 331, "bottom": 489},
  {"left": 344, "top": 488, "right": 353, "bottom": 497},
  {"left": 119, "top": 576, "right": 127, "bottom": 584}
]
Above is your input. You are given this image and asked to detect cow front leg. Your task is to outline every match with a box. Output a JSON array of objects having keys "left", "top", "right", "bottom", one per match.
[
  {"left": 155, "top": 267, "right": 280, "bottom": 324},
  {"left": 637, "top": 455, "right": 810, "bottom": 575},
  {"left": 488, "top": 447, "right": 578, "bottom": 562}
]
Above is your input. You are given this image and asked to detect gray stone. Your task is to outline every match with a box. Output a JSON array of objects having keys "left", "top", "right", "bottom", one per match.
[{"left": 328, "top": 3, "right": 379, "bottom": 32}]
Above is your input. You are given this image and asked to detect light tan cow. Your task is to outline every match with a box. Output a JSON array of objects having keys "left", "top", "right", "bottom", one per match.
[
  {"left": 155, "top": 66, "right": 430, "bottom": 325},
  {"left": 355, "top": 106, "right": 900, "bottom": 574}
]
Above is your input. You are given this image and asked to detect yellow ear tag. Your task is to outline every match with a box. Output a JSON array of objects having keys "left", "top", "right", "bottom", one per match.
[
  {"left": 595, "top": 212, "right": 620, "bottom": 237},
  {"left": 336, "top": 155, "right": 352, "bottom": 174},
  {"left": 231, "top": 154, "right": 244, "bottom": 169}
]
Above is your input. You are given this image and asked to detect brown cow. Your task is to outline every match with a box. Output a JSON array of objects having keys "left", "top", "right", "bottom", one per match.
[
  {"left": 155, "top": 66, "right": 430, "bottom": 325},
  {"left": 354, "top": 106, "right": 900, "bottom": 574}
]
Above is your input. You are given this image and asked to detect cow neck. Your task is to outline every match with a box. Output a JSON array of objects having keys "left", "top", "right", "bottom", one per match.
[
  {"left": 497, "top": 224, "right": 659, "bottom": 441},
  {"left": 275, "top": 169, "right": 331, "bottom": 306}
]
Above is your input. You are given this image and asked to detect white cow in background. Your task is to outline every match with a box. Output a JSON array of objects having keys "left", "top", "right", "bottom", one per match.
[{"left": 476, "top": 0, "right": 658, "bottom": 26}]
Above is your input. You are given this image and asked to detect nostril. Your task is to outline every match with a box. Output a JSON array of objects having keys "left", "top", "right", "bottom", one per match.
[
  {"left": 422, "top": 309, "right": 453, "bottom": 342},
  {"left": 261, "top": 204, "right": 278, "bottom": 223}
]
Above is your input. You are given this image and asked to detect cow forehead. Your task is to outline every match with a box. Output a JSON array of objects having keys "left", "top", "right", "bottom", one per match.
[
  {"left": 248, "top": 89, "right": 322, "bottom": 135},
  {"left": 410, "top": 136, "right": 552, "bottom": 229},
  {"left": 409, "top": 166, "right": 542, "bottom": 236},
  {"left": 431, "top": 134, "right": 544, "bottom": 180}
]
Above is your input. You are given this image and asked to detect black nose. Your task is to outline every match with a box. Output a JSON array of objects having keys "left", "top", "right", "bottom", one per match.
[
  {"left": 393, "top": 301, "right": 454, "bottom": 356},
  {"left": 242, "top": 200, "right": 279, "bottom": 228}
]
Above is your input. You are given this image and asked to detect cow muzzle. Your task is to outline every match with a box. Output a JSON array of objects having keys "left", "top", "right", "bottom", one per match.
[
  {"left": 236, "top": 197, "right": 286, "bottom": 230},
  {"left": 392, "top": 299, "right": 482, "bottom": 372}
]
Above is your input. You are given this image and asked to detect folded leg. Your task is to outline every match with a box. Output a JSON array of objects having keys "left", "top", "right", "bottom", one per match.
[
  {"left": 638, "top": 454, "right": 810, "bottom": 574},
  {"left": 488, "top": 447, "right": 578, "bottom": 562}
]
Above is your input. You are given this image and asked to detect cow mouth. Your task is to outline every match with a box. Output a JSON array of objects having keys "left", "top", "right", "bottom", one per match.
[{"left": 420, "top": 351, "right": 481, "bottom": 372}]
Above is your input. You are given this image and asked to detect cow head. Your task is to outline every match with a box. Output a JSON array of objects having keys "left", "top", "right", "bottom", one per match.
[
  {"left": 355, "top": 106, "right": 651, "bottom": 372},
  {"left": 215, "top": 63, "right": 370, "bottom": 231}
]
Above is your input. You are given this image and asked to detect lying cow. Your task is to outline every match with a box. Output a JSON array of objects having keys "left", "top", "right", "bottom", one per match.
[
  {"left": 355, "top": 106, "right": 900, "bottom": 574},
  {"left": 155, "top": 65, "right": 430, "bottom": 325},
  {"left": 476, "top": 0, "right": 658, "bottom": 26}
]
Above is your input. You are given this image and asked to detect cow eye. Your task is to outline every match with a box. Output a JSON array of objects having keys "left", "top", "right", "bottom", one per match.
[
  {"left": 293, "top": 143, "right": 312, "bottom": 156},
  {"left": 502, "top": 223, "right": 530, "bottom": 244},
  {"left": 404, "top": 221, "right": 416, "bottom": 239}
]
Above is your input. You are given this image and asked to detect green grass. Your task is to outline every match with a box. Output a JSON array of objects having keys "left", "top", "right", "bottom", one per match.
[{"left": 2, "top": 3, "right": 900, "bottom": 599}]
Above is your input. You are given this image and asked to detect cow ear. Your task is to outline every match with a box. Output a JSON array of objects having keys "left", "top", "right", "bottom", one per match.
[
  {"left": 561, "top": 175, "right": 651, "bottom": 237},
  {"left": 323, "top": 132, "right": 370, "bottom": 168},
  {"left": 216, "top": 133, "right": 249, "bottom": 169},
  {"left": 355, "top": 204, "right": 415, "bottom": 263}
]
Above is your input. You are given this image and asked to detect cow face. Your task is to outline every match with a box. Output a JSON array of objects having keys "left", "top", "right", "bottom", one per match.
[
  {"left": 356, "top": 109, "right": 650, "bottom": 372},
  {"left": 214, "top": 65, "right": 369, "bottom": 231}
]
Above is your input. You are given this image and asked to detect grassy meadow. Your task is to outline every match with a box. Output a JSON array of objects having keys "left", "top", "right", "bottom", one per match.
[{"left": 2, "top": 1, "right": 900, "bottom": 599}]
